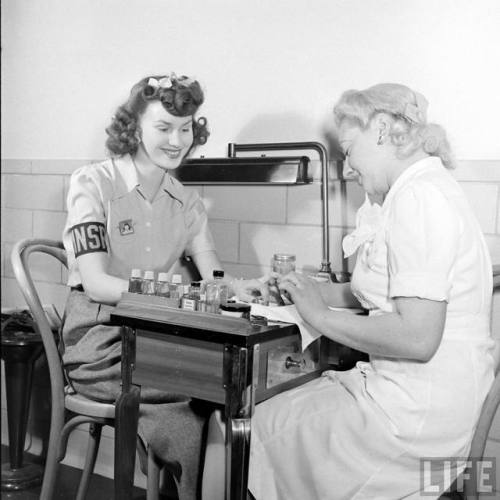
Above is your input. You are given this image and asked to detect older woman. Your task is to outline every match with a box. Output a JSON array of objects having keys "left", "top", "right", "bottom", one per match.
[{"left": 245, "top": 84, "right": 495, "bottom": 499}]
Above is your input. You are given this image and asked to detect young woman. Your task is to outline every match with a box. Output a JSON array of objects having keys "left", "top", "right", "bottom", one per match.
[
  {"left": 204, "top": 83, "right": 495, "bottom": 499},
  {"left": 61, "top": 73, "right": 266, "bottom": 499}
]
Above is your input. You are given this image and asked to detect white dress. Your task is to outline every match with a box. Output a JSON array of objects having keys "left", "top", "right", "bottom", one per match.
[{"left": 248, "top": 157, "right": 495, "bottom": 500}]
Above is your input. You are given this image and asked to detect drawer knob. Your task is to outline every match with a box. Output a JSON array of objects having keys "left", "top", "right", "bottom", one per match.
[{"left": 285, "top": 356, "right": 304, "bottom": 369}]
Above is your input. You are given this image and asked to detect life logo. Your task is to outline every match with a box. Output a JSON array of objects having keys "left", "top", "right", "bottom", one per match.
[{"left": 71, "top": 222, "right": 108, "bottom": 257}]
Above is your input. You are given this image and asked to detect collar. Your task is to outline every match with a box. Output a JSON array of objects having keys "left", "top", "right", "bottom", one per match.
[
  {"left": 342, "top": 156, "right": 444, "bottom": 258},
  {"left": 112, "top": 154, "right": 185, "bottom": 205},
  {"left": 382, "top": 156, "right": 443, "bottom": 209},
  {"left": 159, "top": 172, "right": 185, "bottom": 206},
  {"left": 112, "top": 154, "right": 139, "bottom": 193}
]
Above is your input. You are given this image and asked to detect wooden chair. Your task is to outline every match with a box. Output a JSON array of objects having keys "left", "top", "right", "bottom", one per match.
[
  {"left": 11, "top": 238, "right": 161, "bottom": 500},
  {"left": 442, "top": 268, "right": 500, "bottom": 499}
]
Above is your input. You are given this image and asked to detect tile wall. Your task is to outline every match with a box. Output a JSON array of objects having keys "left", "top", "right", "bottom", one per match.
[{"left": 2, "top": 157, "right": 500, "bottom": 492}]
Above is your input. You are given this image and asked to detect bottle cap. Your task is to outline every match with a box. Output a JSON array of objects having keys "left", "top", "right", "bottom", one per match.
[
  {"left": 130, "top": 269, "right": 142, "bottom": 278},
  {"left": 220, "top": 302, "right": 251, "bottom": 313},
  {"left": 213, "top": 270, "right": 225, "bottom": 278},
  {"left": 172, "top": 274, "right": 183, "bottom": 284},
  {"left": 144, "top": 270, "right": 155, "bottom": 280},
  {"left": 158, "top": 272, "right": 169, "bottom": 282}
]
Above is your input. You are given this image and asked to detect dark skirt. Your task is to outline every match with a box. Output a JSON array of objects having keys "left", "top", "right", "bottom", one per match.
[{"left": 61, "top": 289, "right": 208, "bottom": 500}]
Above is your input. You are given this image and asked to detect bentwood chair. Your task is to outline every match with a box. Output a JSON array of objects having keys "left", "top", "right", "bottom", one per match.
[
  {"left": 442, "top": 266, "right": 500, "bottom": 500},
  {"left": 11, "top": 238, "right": 161, "bottom": 500}
]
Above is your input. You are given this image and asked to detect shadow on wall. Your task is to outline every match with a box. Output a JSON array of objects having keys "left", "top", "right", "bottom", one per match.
[
  {"left": 233, "top": 112, "right": 319, "bottom": 269},
  {"left": 229, "top": 111, "right": 360, "bottom": 275},
  {"left": 321, "top": 111, "right": 366, "bottom": 234},
  {"left": 233, "top": 111, "right": 318, "bottom": 145}
]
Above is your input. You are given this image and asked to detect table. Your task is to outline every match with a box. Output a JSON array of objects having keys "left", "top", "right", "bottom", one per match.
[{"left": 110, "top": 294, "right": 333, "bottom": 500}]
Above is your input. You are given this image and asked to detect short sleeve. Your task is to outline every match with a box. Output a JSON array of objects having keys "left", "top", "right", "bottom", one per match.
[
  {"left": 62, "top": 165, "right": 109, "bottom": 259},
  {"left": 183, "top": 190, "right": 216, "bottom": 256},
  {"left": 387, "top": 182, "right": 461, "bottom": 301}
]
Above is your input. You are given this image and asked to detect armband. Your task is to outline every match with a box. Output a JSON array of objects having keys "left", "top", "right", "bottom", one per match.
[{"left": 71, "top": 222, "right": 108, "bottom": 257}]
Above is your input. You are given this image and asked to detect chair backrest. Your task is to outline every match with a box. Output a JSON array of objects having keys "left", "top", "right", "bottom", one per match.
[
  {"left": 463, "top": 269, "right": 500, "bottom": 499},
  {"left": 10, "top": 239, "right": 68, "bottom": 414}
]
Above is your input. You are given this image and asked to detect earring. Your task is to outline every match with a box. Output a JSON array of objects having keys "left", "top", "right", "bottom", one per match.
[{"left": 377, "top": 133, "right": 383, "bottom": 145}]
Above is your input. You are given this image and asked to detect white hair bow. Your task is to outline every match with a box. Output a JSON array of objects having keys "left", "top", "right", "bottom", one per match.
[
  {"left": 148, "top": 75, "right": 174, "bottom": 89},
  {"left": 403, "top": 91, "right": 428, "bottom": 124},
  {"left": 147, "top": 73, "right": 194, "bottom": 90}
]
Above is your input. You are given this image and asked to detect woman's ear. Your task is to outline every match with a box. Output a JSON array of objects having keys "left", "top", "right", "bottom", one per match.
[
  {"left": 371, "top": 112, "right": 391, "bottom": 145},
  {"left": 372, "top": 112, "right": 390, "bottom": 132}
]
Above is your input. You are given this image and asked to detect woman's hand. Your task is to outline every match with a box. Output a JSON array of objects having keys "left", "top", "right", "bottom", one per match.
[
  {"left": 231, "top": 278, "right": 270, "bottom": 303},
  {"left": 278, "top": 272, "right": 329, "bottom": 326}
]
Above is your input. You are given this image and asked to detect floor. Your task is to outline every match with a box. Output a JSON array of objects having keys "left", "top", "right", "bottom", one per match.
[{"left": 0, "top": 445, "right": 148, "bottom": 499}]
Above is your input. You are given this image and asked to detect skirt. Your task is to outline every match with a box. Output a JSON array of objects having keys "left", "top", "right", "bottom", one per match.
[{"left": 61, "top": 289, "right": 209, "bottom": 500}]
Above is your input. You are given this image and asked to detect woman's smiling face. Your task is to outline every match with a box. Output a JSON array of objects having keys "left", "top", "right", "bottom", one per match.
[
  {"left": 137, "top": 101, "right": 194, "bottom": 170},
  {"left": 338, "top": 119, "right": 390, "bottom": 197}
]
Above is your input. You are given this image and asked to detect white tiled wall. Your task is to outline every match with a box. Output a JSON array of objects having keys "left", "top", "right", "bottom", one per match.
[
  {"left": 2, "top": 157, "right": 500, "bottom": 492},
  {"left": 460, "top": 183, "right": 498, "bottom": 233}
]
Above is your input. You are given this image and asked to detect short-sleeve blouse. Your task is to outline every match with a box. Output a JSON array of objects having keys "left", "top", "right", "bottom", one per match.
[
  {"left": 343, "top": 156, "right": 494, "bottom": 440},
  {"left": 62, "top": 154, "right": 215, "bottom": 286},
  {"left": 344, "top": 156, "right": 493, "bottom": 323}
]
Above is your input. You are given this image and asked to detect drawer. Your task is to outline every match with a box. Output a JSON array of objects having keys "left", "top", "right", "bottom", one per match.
[{"left": 266, "top": 339, "right": 321, "bottom": 388}]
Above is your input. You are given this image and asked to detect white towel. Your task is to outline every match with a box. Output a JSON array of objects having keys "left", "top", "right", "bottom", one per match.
[
  {"left": 250, "top": 303, "right": 321, "bottom": 351},
  {"left": 250, "top": 303, "right": 365, "bottom": 351}
]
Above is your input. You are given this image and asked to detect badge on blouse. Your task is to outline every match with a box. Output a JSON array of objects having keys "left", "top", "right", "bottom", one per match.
[{"left": 118, "top": 219, "right": 134, "bottom": 235}]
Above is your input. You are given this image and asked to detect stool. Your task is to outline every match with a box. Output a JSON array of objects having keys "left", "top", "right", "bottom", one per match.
[{"left": 1, "top": 328, "right": 44, "bottom": 490}]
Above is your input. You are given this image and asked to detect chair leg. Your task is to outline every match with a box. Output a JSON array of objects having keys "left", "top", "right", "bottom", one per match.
[
  {"left": 39, "top": 407, "right": 65, "bottom": 500},
  {"left": 75, "top": 422, "right": 103, "bottom": 500},
  {"left": 146, "top": 446, "right": 160, "bottom": 500}
]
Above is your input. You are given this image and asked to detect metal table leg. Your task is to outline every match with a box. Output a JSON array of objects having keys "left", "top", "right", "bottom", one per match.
[
  {"left": 224, "top": 344, "right": 259, "bottom": 500},
  {"left": 115, "top": 326, "right": 140, "bottom": 500}
]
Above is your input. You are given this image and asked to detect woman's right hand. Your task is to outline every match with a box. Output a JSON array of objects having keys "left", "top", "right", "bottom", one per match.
[{"left": 278, "top": 272, "right": 329, "bottom": 324}]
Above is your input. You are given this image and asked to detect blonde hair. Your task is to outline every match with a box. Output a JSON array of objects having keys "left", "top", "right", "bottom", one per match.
[{"left": 333, "top": 83, "right": 456, "bottom": 169}]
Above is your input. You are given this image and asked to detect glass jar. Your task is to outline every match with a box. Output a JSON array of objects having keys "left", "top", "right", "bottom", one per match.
[
  {"left": 155, "top": 272, "right": 170, "bottom": 297},
  {"left": 128, "top": 269, "right": 143, "bottom": 293},
  {"left": 205, "top": 270, "right": 229, "bottom": 313},
  {"left": 272, "top": 253, "right": 296, "bottom": 276},
  {"left": 169, "top": 274, "right": 183, "bottom": 300},
  {"left": 141, "top": 270, "right": 156, "bottom": 295}
]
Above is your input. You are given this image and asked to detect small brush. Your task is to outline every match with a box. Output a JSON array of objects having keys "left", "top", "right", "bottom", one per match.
[{"left": 270, "top": 281, "right": 286, "bottom": 306}]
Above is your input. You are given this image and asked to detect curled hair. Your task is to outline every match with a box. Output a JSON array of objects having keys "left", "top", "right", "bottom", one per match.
[
  {"left": 333, "top": 83, "right": 455, "bottom": 169},
  {"left": 105, "top": 74, "right": 210, "bottom": 156}
]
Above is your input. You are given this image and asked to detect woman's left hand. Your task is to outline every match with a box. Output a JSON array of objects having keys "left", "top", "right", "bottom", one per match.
[
  {"left": 279, "top": 272, "right": 328, "bottom": 326},
  {"left": 232, "top": 278, "right": 270, "bottom": 303}
]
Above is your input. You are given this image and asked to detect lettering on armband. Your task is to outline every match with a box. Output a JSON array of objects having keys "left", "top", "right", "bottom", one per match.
[{"left": 71, "top": 222, "right": 108, "bottom": 257}]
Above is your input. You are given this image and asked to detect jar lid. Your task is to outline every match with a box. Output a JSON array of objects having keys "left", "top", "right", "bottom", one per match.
[
  {"left": 158, "top": 272, "right": 169, "bottom": 282},
  {"left": 144, "top": 270, "right": 155, "bottom": 280},
  {"left": 191, "top": 281, "right": 201, "bottom": 288},
  {"left": 172, "top": 274, "right": 183, "bottom": 284},
  {"left": 220, "top": 302, "right": 251, "bottom": 313},
  {"left": 273, "top": 253, "right": 296, "bottom": 261},
  {"left": 130, "top": 268, "right": 142, "bottom": 278},
  {"left": 213, "top": 270, "right": 225, "bottom": 278}
]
